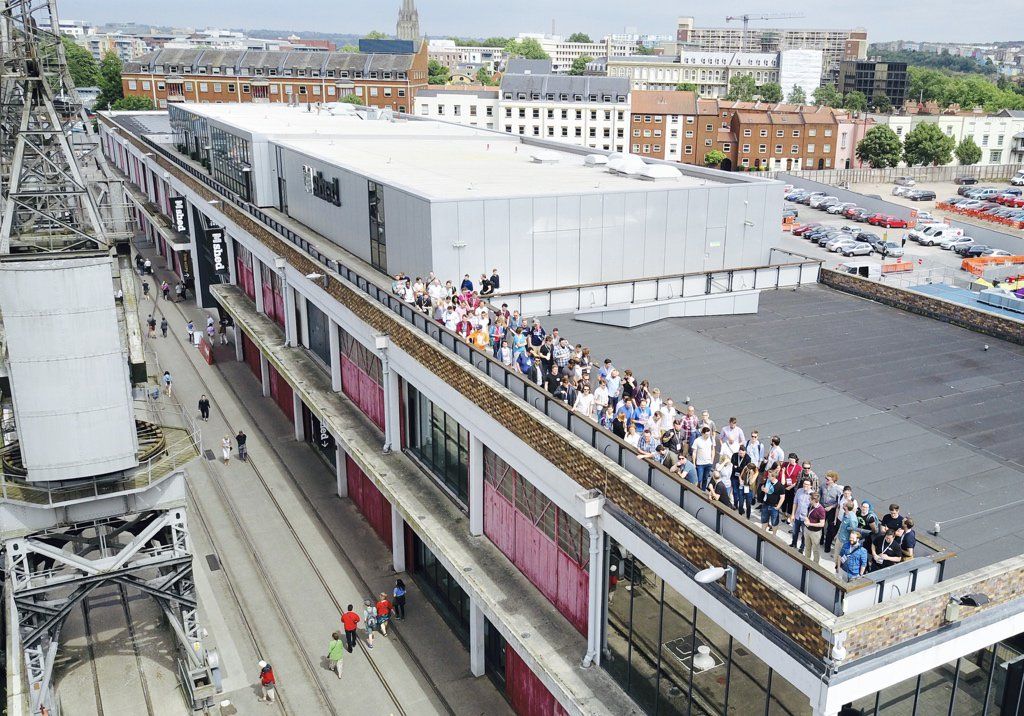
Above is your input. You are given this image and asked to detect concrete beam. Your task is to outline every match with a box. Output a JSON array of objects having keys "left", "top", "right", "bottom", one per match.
[
  {"left": 391, "top": 504, "right": 406, "bottom": 573},
  {"left": 469, "top": 434, "right": 483, "bottom": 537},
  {"left": 469, "top": 599, "right": 485, "bottom": 677}
]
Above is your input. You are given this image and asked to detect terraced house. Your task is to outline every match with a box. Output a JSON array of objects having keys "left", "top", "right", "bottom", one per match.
[{"left": 121, "top": 42, "right": 429, "bottom": 112}]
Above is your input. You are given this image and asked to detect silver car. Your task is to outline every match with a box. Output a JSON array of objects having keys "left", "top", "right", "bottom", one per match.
[
  {"left": 829, "top": 239, "right": 859, "bottom": 253},
  {"left": 842, "top": 242, "right": 874, "bottom": 256}
]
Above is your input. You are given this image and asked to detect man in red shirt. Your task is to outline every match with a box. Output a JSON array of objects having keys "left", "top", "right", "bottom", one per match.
[
  {"left": 258, "top": 661, "right": 276, "bottom": 702},
  {"left": 375, "top": 593, "right": 393, "bottom": 637},
  {"left": 340, "top": 604, "right": 361, "bottom": 653},
  {"left": 779, "top": 454, "right": 803, "bottom": 521}
]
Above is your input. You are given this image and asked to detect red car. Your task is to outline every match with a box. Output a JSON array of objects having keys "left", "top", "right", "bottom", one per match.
[
  {"left": 867, "top": 214, "right": 909, "bottom": 228},
  {"left": 792, "top": 222, "right": 821, "bottom": 236}
]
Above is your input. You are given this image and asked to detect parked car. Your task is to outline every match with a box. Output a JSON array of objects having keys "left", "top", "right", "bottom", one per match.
[
  {"left": 941, "top": 236, "right": 975, "bottom": 250},
  {"left": 817, "top": 231, "right": 844, "bottom": 246},
  {"left": 914, "top": 211, "right": 936, "bottom": 222},
  {"left": 906, "top": 189, "right": 937, "bottom": 201},
  {"left": 856, "top": 232, "right": 885, "bottom": 250},
  {"left": 842, "top": 205, "right": 865, "bottom": 219},
  {"left": 891, "top": 186, "right": 910, "bottom": 197},
  {"left": 954, "top": 176, "right": 979, "bottom": 185},
  {"left": 797, "top": 191, "right": 825, "bottom": 205},
  {"left": 829, "top": 239, "right": 860, "bottom": 253},
  {"left": 958, "top": 184, "right": 994, "bottom": 196},
  {"left": 965, "top": 187, "right": 1000, "bottom": 200},
  {"left": 919, "top": 227, "right": 965, "bottom": 246},
  {"left": 984, "top": 249, "right": 1012, "bottom": 257},
  {"left": 868, "top": 213, "right": 909, "bottom": 228},
  {"left": 1011, "top": 171, "right": 1024, "bottom": 187},
  {"left": 827, "top": 202, "right": 856, "bottom": 215},
  {"left": 786, "top": 190, "right": 808, "bottom": 201},
  {"left": 792, "top": 223, "right": 820, "bottom": 236},
  {"left": 839, "top": 224, "right": 859, "bottom": 233},
  {"left": 879, "top": 242, "right": 905, "bottom": 258},
  {"left": 783, "top": 208, "right": 800, "bottom": 220},
  {"left": 956, "top": 244, "right": 990, "bottom": 257},
  {"left": 849, "top": 208, "right": 874, "bottom": 222},
  {"left": 841, "top": 242, "right": 875, "bottom": 257},
  {"left": 908, "top": 224, "right": 951, "bottom": 243},
  {"left": 811, "top": 196, "right": 841, "bottom": 210},
  {"left": 894, "top": 176, "right": 916, "bottom": 187}
]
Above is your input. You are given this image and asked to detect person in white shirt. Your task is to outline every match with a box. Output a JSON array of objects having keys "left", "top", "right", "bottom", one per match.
[
  {"left": 649, "top": 388, "right": 663, "bottom": 416},
  {"left": 692, "top": 426, "right": 715, "bottom": 490},
  {"left": 624, "top": 424, "right": 640, "bottom": 447},
  {"left": 660, "top": 399, "right": 677, "bottom": 431},
  {"left": 719, "top": 417, "right": 746, "bottom": 460},
  {"left": 573, "top": 384, "right": 595, "bottom": 417},
  {"left": 592, "top": 379, "right": 610, "bottom": 418}
]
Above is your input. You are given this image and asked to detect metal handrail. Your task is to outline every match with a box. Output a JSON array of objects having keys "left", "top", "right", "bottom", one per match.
[{"left": 124, "top": 126, "right": 948, "bottom": 610}]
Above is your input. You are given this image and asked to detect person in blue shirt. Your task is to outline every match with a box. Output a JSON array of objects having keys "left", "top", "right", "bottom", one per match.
[
  {"left": 671, "top": 455, "right": 698, "bottom": 485},
  {"left": 460, "top": 274, "right": 474, "bottom": 292},
  {"left": 837, "top": 531, "right": 868, "bottom": 582}
]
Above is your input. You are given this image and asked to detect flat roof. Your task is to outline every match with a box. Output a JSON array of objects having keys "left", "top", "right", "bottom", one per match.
[
  {"left": 171, "top": 102, "right": 736, "bottom": 200},
  {"left": 553, "top": 285, "right": 1024, "bottom": 576}
]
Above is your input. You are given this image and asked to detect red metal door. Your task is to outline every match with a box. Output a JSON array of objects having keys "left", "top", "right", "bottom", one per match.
[
  {"left": 241, "top": 331, "right": 261, "bottom": 379},
  {"left": 505, "top": 645, "right": 567, "bottom": 716},
  {"left": 345, "top": 455, "right": 392, "bottom": 549}
]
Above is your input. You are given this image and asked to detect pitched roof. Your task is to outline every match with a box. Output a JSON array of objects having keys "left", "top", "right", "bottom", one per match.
[
  {"left": 124, "top": 47, "right": 416, "bottom": 75},
  {"left": 499, "top": 74, "right": 629, "bottom": 100},
  {"left": 630, "top": 90, "right": 698, "bottom": 115}
]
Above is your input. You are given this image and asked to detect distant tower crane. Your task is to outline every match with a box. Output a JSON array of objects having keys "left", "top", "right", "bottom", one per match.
[{"left": 724, "top": 12, "right": 805, "bottom": 50}]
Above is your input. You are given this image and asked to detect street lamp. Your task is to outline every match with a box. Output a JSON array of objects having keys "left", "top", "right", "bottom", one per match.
[{"left": 694, "top": 564, "right": 737, "bottom": 593}]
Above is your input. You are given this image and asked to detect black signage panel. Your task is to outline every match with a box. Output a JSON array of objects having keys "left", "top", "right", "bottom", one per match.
[
  {"left": 192, "top": 205, "right": 231, "bottom": 307},
  {"left": 170, "top": 196, "right": 189, "bottom": 234}
]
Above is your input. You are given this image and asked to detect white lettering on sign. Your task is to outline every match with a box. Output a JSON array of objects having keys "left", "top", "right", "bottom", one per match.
[
  {"left": 170, "top": 197, "right": 189, "bottom": 234},
  {"left": 209, "top": 228, "right": 227, "bottom": 273}
]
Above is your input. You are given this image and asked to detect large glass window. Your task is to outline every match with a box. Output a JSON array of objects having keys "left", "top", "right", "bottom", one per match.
[
  {"left": 305, "top": 299, "right": 331, "bottom": 367},
  {"left": 209, "top": 125, "right": 252, "bottom": 200},
  {"left": 413, "top": 534, "right": 470, "bottom": 645},
  {"left": 604, "top": 536, "right": 809, "bottom": 715},
  {"left": 407, "top": 386, "right": 468, "bottom": 506},
  {"left": 169, "top": 104, "right": 209, "bottom": 164},
  {"left": 368, "top": 180, "right": 387, "bottom": 272}
]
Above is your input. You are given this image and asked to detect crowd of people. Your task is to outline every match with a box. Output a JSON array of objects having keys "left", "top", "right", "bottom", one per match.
[{"left": 391, "top": 269, "right": 918, "bottom": 582}]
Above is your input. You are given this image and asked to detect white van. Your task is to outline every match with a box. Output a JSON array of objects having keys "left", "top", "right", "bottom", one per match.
[
  {"left": 908, "top": 223, "right": 949, "bottom": 242},
  {"left": 917, "top": 226, "right": 965, "bottom": 246},
  {"left": 1012, "top": 170, "right": 1024, "bottom": 187},
  {"left": 837, "top": 261, "right": 882, "bottom": 280}
]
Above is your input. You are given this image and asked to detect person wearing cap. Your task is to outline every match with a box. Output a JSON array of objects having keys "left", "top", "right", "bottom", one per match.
[{"left": 257, "top": 661, "right": 276, "bottom": 702}]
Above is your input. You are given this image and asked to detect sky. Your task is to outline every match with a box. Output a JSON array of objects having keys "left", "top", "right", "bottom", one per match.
[{"left": 60, "top": 0, "right": 1024, "bottom": 44}]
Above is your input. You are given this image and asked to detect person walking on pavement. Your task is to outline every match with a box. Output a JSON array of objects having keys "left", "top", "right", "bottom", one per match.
[
  {"left": 186, "top": 320, "right": 195, "bottom": 345},
  {"left": 218, "top": 316, "right": 230, "bottom": 345},
  {"left": 198, "top": 395, "right": 210, "bottom": 421},
  {"left": 142, "top": 280, "right": 150, "bottom": 299},
  {"left": 257, "top": 661, "right": 276, "bottom": 702},
  {"left": 221, "top": 435, "right": 232, "bottom": 463},
  {"left": 206, "top": 322, "right": 216, "bottom": 342},
  {"left": 160, "top": 317, "right": 169, "bottom": 338},
  {"left": 162, "top": 371, "right": 173, "bottom": 396},
  {"left": 392, "top": 579, "right": 407, "bottom": 620},
  {"left": 161, "top": 280, "right": 170, "bottom": 301},
  {"left": 175, "top": 282, "right": 184, "bottom": 303},
  {"left": 375, "top": 593, "right": 393, "bottom": 637},
  {"left": 147, "top": 314, "right": 157, "bottom": 338},
  {"left": 143, "top": 257, "right": 152, "bottom": 275},
  {"left": 235, "top": 430, "right": 248, "bottom": 461},
  {"left": 340, "top": 605, "right": 360, "bottom": 652},
  {"left": 362, "top": 599, "right": 378, "bottom": 649},
  {"left": 328, "top": 631, "right": 345, "bottom": 679}
]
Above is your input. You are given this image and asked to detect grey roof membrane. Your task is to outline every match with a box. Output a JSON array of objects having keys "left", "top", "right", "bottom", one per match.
[{"left": 553, "top": 285, "right": 1024, "bottom": 576}]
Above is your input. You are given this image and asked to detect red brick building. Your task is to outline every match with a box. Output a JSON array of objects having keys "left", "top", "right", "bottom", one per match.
[{"left": 121, "top": 44, "right": 429, "bottom": 112}]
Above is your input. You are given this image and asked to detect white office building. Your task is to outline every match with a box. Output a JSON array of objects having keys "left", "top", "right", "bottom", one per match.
[
  {"left": 868, "top": 109, "right": 1024, "bottom": 166},
  {"left": 414, "top": 87, "right": 500, "bottom": 130},
  {"left": 514, "top": 33, "right": 639, "bottom": 74}
]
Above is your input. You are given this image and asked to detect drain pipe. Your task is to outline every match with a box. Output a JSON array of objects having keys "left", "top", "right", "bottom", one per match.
[
  {"left": 376, "top": 334, "right": 393, "bottom": 454},
  {"left": 577, "top": 490, "right": 605, "bottom": 668}
]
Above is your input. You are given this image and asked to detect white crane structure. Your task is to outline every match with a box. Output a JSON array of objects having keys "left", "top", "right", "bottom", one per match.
[{"left": 724, "top": 12, "right": 806, "bottom": 50}]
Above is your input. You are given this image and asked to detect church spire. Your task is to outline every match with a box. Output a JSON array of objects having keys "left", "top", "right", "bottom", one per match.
[{"left": 396, "top": 0, "right": 420, "bottom": 42}]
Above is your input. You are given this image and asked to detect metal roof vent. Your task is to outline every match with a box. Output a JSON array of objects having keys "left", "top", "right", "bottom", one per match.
[
  {"left": 638, "top": 164, "right": 682, "bottom": 181},
  {"left": 530, "top": 149, "right": 561, "bottom": 164},
  {"left": 607, "top": 155, "right": 646, "bottom": 175},
  {"left": 584, "top": 154, "right": 608, "bottom": 166}
]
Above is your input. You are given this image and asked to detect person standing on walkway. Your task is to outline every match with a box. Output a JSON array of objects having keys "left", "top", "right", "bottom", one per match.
[
  {"left": 160, "top": 317, "right": 169, "bottom": 338},
  {"left": 175, "top": 282, "right": 184, "bottom": 302},
  {"left": 162, "top": 371, "right": 173, "bottom": 396},
  {"left": 142, "top": 281, "right": 150, "bottom": 299},
  {"left": 375, "top": 593, "right": 393, "bottom": 637},
  {"left": 219, "top": 316, "right": 230, "bottom": 345},
  {"left": 235, "top": 430, "right": 248, "bottom": 461},
  {"left": 362, "top": 599, "right": 378, "bottom": 649},
  {"left": 147, "top": 314, "right": 157, "bottom": 338},
  {"left": 197, "top": 395, "right": 210, "bottom": 421},
  {"left": 186, "top": 320, "right": 195, "bottom": 345},
  {"left": 221, "top": 435, "right": 232, "bottom": 463},
  {"left": 392, "top": 579, "right": 407, "bottom": 620},
  {"left": 206, "top": 322, "right": 216, "bottom": 342},
  {"left": 328, "top": 632, "right": 345, "bottom": 678},
  {"left": 257, "top": 661, "right": 276, "bottom": 702},
  {"left": 804, "top": 492, "right": 827, "bottom": 564},
  {"left": 340, "top": 605, "right": 360, "bottom": 652},
  {"left": 143, "top": 257, "right": 152, "bottom": 275}
]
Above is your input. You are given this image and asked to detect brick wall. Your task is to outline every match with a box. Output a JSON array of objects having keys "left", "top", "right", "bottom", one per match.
[{"left": 820, "top": 268, "right": 1024, "bottom": 345}]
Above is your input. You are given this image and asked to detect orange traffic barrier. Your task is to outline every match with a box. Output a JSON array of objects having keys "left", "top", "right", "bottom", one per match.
[
  {"left": 881, "top": 261, "right": 914, "bottom": 274},
  {"left": 961, "top": 255, "right": 1024, "bottom": 276}
]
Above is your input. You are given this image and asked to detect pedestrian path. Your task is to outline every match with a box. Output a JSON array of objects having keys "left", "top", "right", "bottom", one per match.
[{"left": 131, "top": 242, "right": 510, "bottom": 715}]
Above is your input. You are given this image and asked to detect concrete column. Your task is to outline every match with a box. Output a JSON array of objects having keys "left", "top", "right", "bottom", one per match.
[
  {"left": 293, "top": 394, "right": 304, "bottom": 441},
  {"left": 336, "top": 446, "right": 348, "bottom": 497},
  {"left": 225, "top": 233, "right": 237, "bottom": 285},
  {"left": 585, "top": 518, "right": 606, "bottom": 667},
  {"left": 469, "top": 434, "right": 484, "bottom": 537},
  {"left": 390, "top": 504, "right": 405, "bottom": 573},
  {"left": 260, "top": 355, "right": 271, "bottom": 397},
  {"left": 233, "top": 327, "right": 244, "bottom": 361},
  {"left": 469, "top": 599, "right": 486, "bottom": 677},
  {"left": 298, "top": 292, "right": 310, "bottom": 348},
  {"left": 378, "top": 337, "right": 400, "bottom": 454},
  {"left": 283, "top": 284, "right": 298, "bottom": 347},
  {"left": 165, "top": 245, "right": 174, "bottom": 271},
  {"left": 252, "top": 260, "right": 265, "bottom": 314},
  {"left": 328, "top": 319, "right": 342, "bottom": 392}
]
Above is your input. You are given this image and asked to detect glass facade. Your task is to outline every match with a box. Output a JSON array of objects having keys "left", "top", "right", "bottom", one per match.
[
  {"left": 209, "top": 125, "right": 252, "bottom": 200},
  {"left": 368, "top": 180, "right": 387, "bottom": 272},
  {"left": 169, "top": 104, "right": 209, "bottom": 165},
  {"left": 414, "top": 534, "right": 470, "bottom": 645},
  {"left": 306, "top": 299, "right": 331, "bottom": 367},
  {"left": 604, "top": 536, "right": 808, "bottom": 716},
  {"left": 849, "top": 637, "right": 1024, "bottom": 716},
  {"left": 407, "top": 386, "right": 469, "bottom": 506}
]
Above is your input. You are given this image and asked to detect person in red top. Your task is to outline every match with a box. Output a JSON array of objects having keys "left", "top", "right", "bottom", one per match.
[
  {"left": 779, "top": 453, "right": 803, "bottom": 521},
  {"left": 258, "top": 660, "right": 276, "bottom": 702},
  {"left": 340, "top": 604, "right": 361, "bottom": 653},
  {"left": 375, "top": 593, "right": 393, "bottom": 637}
]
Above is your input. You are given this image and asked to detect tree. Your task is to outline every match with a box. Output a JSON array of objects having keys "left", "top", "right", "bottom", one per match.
[
  {"left": 843, "top": 90, "right": 868, "bottom": 112},
  {"left": 339, "top": 93, "right": 364, "bottom": 105},
  {"left": 704, "top": 149, "right": 727, "bottom": 167},
  {"left": 954, "top": 136, "right": 982, "bottom": 166},
  {"left": 504, "top": 38, "right": 549, "bottom": 60},
  {"left": 94, "top": 51, "right": 124, "bottom": 110},
  {"left": 855, "top": 125, "right": 902, "bottom": 168},
  {"left": 475, "top": 66, "right": 497, "bottom": 85},
  {"left": 62, "top": 36, "right": 99, "bottom": 87},
  {"left": 675, "top": 82, "right": 699, "bottom": 92},
  {"left": 786, "top": 85, "right": 807, "bottom": 105},
  {"left": 634, "top": 44, "right": 656, "bottom": 55},
  {"left": 567, "top": 32, "right": 593, "bottom": 43},
  {"left": 110, "top": 95, "right": 154, "bottom": 111},
  {"left": 427, "top": 59, "right": 451, "bottom": 85},
  {"left": 871, "top": 94, "right": 893, "bottom": 113},
  {"left": 726, "top": 74, "right": 757, "bottom": 102},
  {"left": 759, "top": 82, "right": 782, "bottom": 102},
  {"left": 569, "top": 55, "right": 592, "bottom": 76},
  {"left": 812, "top": 85, "right": 841, "bottom": 107},
  {"left": 339, "top": 44, "right": 359, "bottom": 53},
  {"left": 364, "top": 31, "right": 388, "bottom": 40},
  {"left": 902, "top": 122, "right": 955, "bottom": 166}
]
